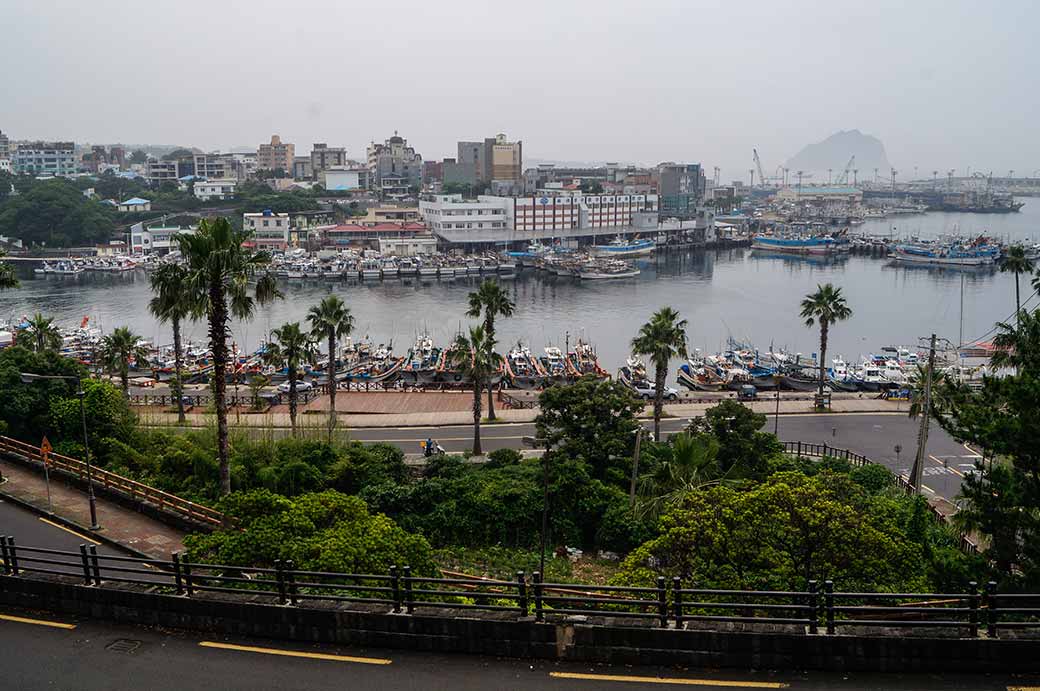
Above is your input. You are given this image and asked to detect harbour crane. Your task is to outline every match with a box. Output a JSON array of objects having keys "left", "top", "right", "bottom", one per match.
[
  {"left": 836, "top": 155, "right": 856, "bottom": 184},
  {"left": 752, "top": 149, "right": 767, "bottom": 189}
]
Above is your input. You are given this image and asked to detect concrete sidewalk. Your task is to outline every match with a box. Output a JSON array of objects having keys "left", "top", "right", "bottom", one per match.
[
  {"left": 0, "top": 457, "right": 186, "bottom": 559},
  {"left": 138, "top": 396, "right": 908, "bottom": 430}
]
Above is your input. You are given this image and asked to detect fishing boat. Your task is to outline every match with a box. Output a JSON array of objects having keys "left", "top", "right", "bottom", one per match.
[
  {"left": 360, "top": 258, "right": 382, "bottom": 280},
  {"left": 751, "top": 234, "right": 843, "bottom": 255},
  {"left": 540, "top": 346, "right": 569, "bottom": 385},
  {"left": 504, "top": 342, "right": 545, "bottom": 389},
  {"left": 676, "top": 362, "right": 727, "bottom": 391},
  {"left": 579, "top": 259, "right": 640, "bottom": 279},
  {"left": 590, "top": 236, "right": 655, "bottom": 258},
  {"left": 828, "top": 357, "right": 859, "bottom": 392},
  {"left": 889, "top": 241, "right": 999, "bottom": 266},
  {"left": 343, "top": 343, "right": 403, "bottom": 384},
  {"left": 617, "top": 355, "right": 648, "bottom": 387},
  {"left": 401, "top": 334, "right": 440, "bottom": 385},
  {"left": 565, "top": 338, "right": 610, "bottom": 381}
]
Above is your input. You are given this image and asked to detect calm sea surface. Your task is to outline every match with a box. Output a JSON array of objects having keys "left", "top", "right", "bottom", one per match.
[{"left": 3, "top": 200, "right": 1036, "bottom": 371}]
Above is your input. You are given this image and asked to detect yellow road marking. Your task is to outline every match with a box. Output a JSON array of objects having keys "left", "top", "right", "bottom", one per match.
[
  {"left": 38, "top": 517, "right": 99, "bottom": 545},
  {"left": 199, "top": 641, "right": 392, "bottom": 665},
  {"left": 1008, "top": 686, "right": 1040, "bottom": 691},
  {"left": 0, "top": 613, "right": 76, "bottom": 630},
  {"left": 549, "top": 672, "right": 787, "bottom": 687}
]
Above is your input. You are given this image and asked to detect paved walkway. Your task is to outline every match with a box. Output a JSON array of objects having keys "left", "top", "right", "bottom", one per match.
[
  {"left": 0, "top": 457, "right": 187, "bottom": 559},
  {"left": 138, "top": 396, "right": 907, "bottom": 429}
]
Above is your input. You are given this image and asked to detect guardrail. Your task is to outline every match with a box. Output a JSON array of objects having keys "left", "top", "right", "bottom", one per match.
[
  {"left": 2, "top": 535, "right": 1034, "bottom": 636},
  {"left": 0, "top": 436, "right": 226, "bottom": 527}
]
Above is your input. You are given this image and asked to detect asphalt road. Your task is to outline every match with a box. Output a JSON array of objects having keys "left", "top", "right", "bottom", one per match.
[
  {"left": 0, "top": 498, "right": 166, "bottom": 582},
  {"left": 352, "top": 413, "right": 979, "bottom": 500},
  {"left": 0, "top": 611, "right": 1033, "bottom": 691}
]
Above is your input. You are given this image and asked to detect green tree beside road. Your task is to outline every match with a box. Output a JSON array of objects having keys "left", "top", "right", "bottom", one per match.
[
  {"left": 631, "top": 306, "right": 688, "bottom": 441},
  {"left": 263, "top": 322, "right": 318, "bottom": 436},
  {"left": 800, "top": 283, "right": 853, "bottom": 402},
  {"left": 466, "top": 280, "right": 514, "bottom": 421},
  {"left": 18, "top": 313, "right": 62, "bottom": 353},
  {"left": 98, "top": 326, "right": 150, "bottom": 395},
  {"left": 149, "top": 263, "right": 193, "bottom": 423}
]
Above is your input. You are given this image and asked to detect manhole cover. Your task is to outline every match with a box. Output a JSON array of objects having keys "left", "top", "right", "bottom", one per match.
[{"left": 106, "top": 639, "right": 142, "bottom": 653}]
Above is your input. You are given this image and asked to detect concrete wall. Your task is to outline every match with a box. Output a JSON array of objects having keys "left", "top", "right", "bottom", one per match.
[{"left": 1, "top": 575, "right": 1037, "bottom": 673}]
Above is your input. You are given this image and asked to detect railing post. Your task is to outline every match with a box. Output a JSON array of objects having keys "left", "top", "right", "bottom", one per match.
[
  {"left": 6, "top": 537, "right": 18, "bottom": 575},
  {"left": 390, "top": 565, "right": 401, "bottom": 613},
  {"left": 822, "top": 442, "right": 828, "bottom": 458},
  {"left": 517, "top": 571, "right": 529, "bottom": 618},
  {"left": 807, "top": 580, "right": 819, "bottom": 634},
  {"left": 824, "top": 580, "right": 835, "bottom": 635},
  {"left": 985, "top": 580, "right": 997, "bottom": 638},
  {"left": 672, "top": 576, "right": 683, "bottom": 628},
  {"left": 657, "top": 576, "right": 667, "bottom": 628},
  {"left": 967, "top": 581, "right": 978, "bottom": 637},
  {"left": 0, "top": 535, "right": 10, "bottom": 574},
  {"left": 285, "top": 560, "right": 297, "bottom": 605},
  {"left": 797, "top": 441, "right": 802, "bottom": 458},
  {"left": 79, "top": 545, "right": 93, "bottom": 585},
  {"left": 402, "top": 566, "right": 413, "bottom": 614},
  {"left": 533, "top": 571, "right": 544, "bottom": 622},
  {"left": 172, "top": 552, "right": 184, "bottom": 595},
  {"left": 183, "top": 560, "right": 194, "bottom": 597},
  {"left": 89, "top": 545, "right": 101, "bottom": 584},
  {"left": 274, "top": 560, "right": 287, "bottom": 605}
]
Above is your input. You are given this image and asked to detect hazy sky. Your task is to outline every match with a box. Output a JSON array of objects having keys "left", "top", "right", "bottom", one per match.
[{"left": 4, "top": 0, "right": 1037, "bottom": 182}]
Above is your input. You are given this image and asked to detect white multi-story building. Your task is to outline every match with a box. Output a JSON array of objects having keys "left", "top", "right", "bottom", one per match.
[
  {"left": 419, "top": 195, "right": 511, "bottom": 237},
  {"left": 130, "top": 224, "right": 195, "bottom": 255},
  {"left": 193, "top": 153, "right": 232, "bottom": 180},
  {"left": 243, "top": 210, "right": 290, "bottom": 250},
  {"left": 194, "top": 179, "right": 237, "bottom": 201},
  {"left": 13, "top": 141, "right": 77, "bottom": 176},
  {"left": 322, "top": 166, "right": 369, "bottom": 191}
]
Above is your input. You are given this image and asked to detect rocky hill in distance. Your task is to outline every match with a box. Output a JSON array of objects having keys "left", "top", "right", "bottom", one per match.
[{"left": 785, "top": 130, "right": 892, "bottom": 181}]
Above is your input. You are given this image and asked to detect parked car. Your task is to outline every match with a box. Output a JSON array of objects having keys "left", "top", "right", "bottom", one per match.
[
  {"left": 631, "top": 381, "right": 679, "bottom": 401},
  {"left": 278, "top": 380, "right": 313, "bottom": 394}
]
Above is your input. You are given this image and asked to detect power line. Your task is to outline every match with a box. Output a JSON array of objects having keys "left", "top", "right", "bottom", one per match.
[{"left": 960, "top": 287, "right": 1040, "bottom": 346}]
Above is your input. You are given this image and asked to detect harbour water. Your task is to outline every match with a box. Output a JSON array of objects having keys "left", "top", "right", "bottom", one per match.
[{"left": 2, "top": 200, "right": 1035, "bottom": 373}]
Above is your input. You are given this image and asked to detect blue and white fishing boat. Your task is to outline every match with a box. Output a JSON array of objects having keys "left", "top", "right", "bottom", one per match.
[
  {"left": 889, "top": 242, "right": 999, "bottom": 266},
  {"left": 590, "top": 236, "right": 655, "bottom": 258},
  {"left": 751, "top": 235, "right": 843, "bottom": 255}
]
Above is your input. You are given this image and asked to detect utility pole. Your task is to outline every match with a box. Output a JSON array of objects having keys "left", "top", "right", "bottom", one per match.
[{"left": 909, "top": 334, "right": 937, "bottom": 495}]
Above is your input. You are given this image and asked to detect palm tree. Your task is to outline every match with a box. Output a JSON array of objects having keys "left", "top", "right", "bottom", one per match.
[
  {"left": 991, "top": 309, "right": 1040, "bottom": 376},
  {"left": 307, "top": 295, "right": 354, "bottom": 441},
  {"left": 800, "top": 284, "right": 853, "bottom": 401},
  {"left": 149, "top": 263, "right": 193, "bottom": 423},
  {"left": 99, "top": 326, "right": 151, "bottom": 394},
  {"left": 466, "top": 280, "right": 514, "bottom": 420},
  {"left": 1001, "top": 245, "right": 1033, "bottom": 325},
  {"left": 631, "top": 307, "right": 688, "bottom": 441},
  {"left": 450, "top": 325, "right": 496, "bottom": 456},
  {"left": 0, "top": 250, "right": 18, "bottom": 290},
  {"left": 263, "top": 322, "right": 318, "bottom": 436},
  {"left": 636, "top": 432, "right": 725, "bottom": 519},
  {"left": 177, "top": 217, "right": 281, "bottom": 494},
  {"left": 20, "top": 312, "right": 62, "bottom": 352}
]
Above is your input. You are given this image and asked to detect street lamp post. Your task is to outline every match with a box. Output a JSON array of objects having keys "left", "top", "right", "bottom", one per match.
[{"left": 20, "top": 373, "right": 100, "bottom": 530}]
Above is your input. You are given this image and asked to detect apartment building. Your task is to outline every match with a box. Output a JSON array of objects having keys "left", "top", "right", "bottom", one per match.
[
  {"left": 658, "top": 163, "right": 706, "bottom": 217},
  {"left": 310, "top": 143, "right": 346, "bottom": 175},
  {"left": 0, "top": 130, "right": 9, "bottom": 161},
  {"left": 367, "top": 132, "right": 422, "bottom": 193},
  {"left": 13, "top": 141, "right": 77, "bottom": 176},
  {"left": 146, "top": 159, "right": 180, "bottom": 184},
  {"left": 257, "top": 135, "right": 295, "bottom": 173},
  {"left": 243, "top": 210, "right": 290, "bottom": 250},
  {"left": 456, "top": 133, "right": 522, "bottom": 184},
  {"left": 192, "top": 153, "right": 232, "bottom": 180}
]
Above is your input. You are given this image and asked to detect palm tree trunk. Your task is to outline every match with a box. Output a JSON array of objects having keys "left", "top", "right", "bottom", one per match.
[
  {"left": 654, "top": 362, "right": 665, "bottom": 441},
  {"left": 173, "top": 317, "right": 185, "bottom": 424},
  {"left": 1016, "top": 273, "right": 1022, "bottom": 326},
  {"left": 288, "top": 365, "right": 298, "bottom": 436},
  {"left": 121, "top": 363, "right": 129, "bottom": 395},
  {"left": 210, "top": 285, "right": 231, "bottom": 495},
  {"left": 818, "top": 320, "right": 829, "bottom": 401},
  {"left": 327, "top": 332, "right": 336, "bottom": 442},
  {"left": 485, "top": 318, "right": 497, "bottom": 421},
  {"left": 472, "top": 378, "right": 483, "bottom": 456}
]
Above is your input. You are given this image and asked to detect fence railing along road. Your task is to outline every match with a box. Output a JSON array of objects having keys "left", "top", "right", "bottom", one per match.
[{"left": 1, "top": 535, "right": 1036, "bottom": 637}]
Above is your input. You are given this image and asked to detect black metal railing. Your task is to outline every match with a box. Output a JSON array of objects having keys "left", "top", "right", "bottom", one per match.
[
  {"left": 781, "top": 441, "right": 870, "bottom": 466},
  {"left": 2, "top": 536, "right": 1036, "bottom": 637}
]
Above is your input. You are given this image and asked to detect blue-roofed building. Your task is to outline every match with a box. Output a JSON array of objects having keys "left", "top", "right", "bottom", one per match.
[{"left": 118, "top": 197, "right": 152, "bottom": 213}]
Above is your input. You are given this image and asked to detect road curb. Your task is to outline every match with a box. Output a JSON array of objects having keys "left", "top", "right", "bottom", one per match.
[{"left": 0, "top": 487, "right": 154, "bottom": 560}]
